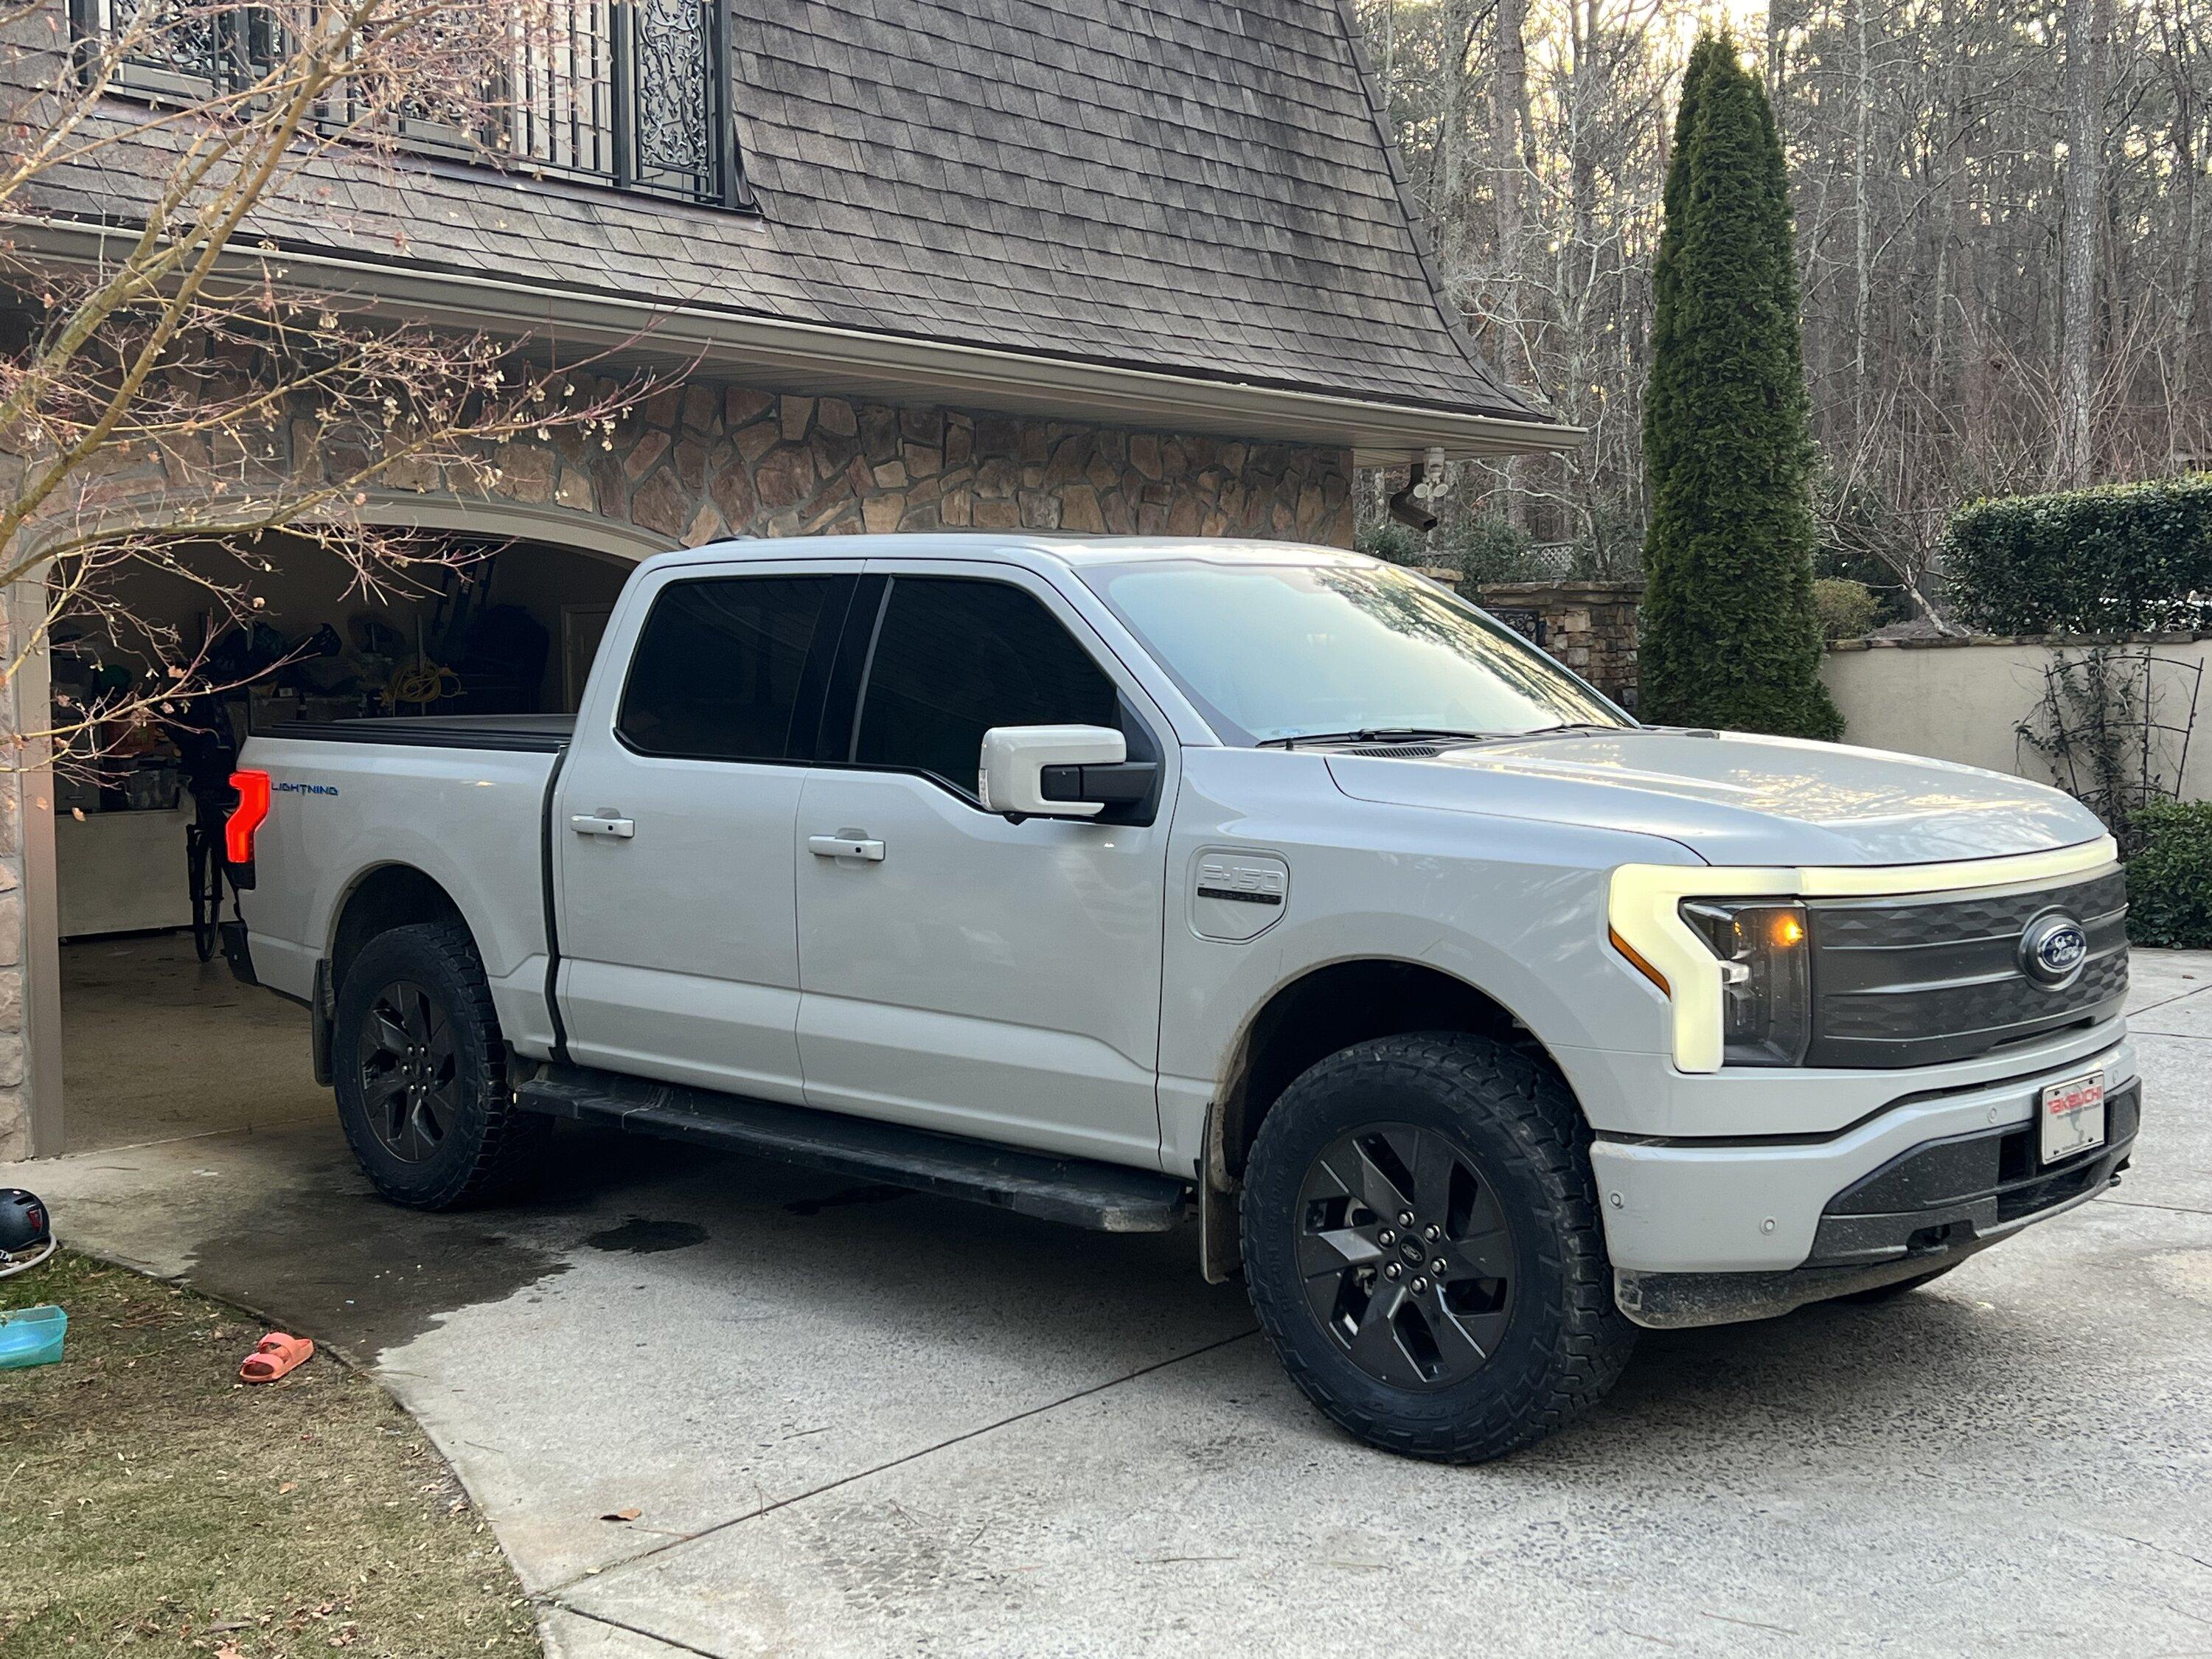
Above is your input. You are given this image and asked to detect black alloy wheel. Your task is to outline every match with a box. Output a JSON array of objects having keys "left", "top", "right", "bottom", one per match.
[
  {"left": 331, "top": 921, "right": 546, "bottom": 1209},
  {"left": 358, "top": 978, "right": 461, "bottom": 1164},
  {"left": 1241, "top": 1032, "right": 1635, "bottom": 1462},
  {"left": 1295, "top": 1123, "right": 1514, "bottom": 1391}
]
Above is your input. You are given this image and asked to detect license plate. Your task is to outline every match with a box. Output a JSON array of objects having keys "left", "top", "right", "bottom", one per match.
[{"left": 2039, "top": 1069, "right": 2107, "bottom": 1166}]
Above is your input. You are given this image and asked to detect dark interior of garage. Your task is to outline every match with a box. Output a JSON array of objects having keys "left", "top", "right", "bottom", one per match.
[{"left": 53, "top": 535, "right": 630, "bottom": 1153}]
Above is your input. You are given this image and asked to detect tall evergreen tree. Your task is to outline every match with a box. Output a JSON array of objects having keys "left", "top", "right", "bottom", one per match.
[{"left": 1640, "top": 35, "right": 1842, "bottom": 741}]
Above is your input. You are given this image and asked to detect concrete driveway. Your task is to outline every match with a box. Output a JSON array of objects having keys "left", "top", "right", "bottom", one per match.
[{"left": 24, "top": 950, "right": 2212, "bottom": 1658}]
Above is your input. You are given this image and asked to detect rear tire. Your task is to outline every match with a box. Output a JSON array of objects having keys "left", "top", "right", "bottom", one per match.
[
  {"left": 1241, "top": 1032, "right": 1635, "bottom": 1463},
  {"left": 332, "top": 922, "right": 547, "bottom": 1210}
]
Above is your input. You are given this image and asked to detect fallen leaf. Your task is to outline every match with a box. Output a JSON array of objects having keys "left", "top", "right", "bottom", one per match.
[
  {"left": 600, "top": 1507, "right": 641, "bottom": 1523},
  {"left": 279, "top": 1482, "right": 298, "bottom": 1495}
]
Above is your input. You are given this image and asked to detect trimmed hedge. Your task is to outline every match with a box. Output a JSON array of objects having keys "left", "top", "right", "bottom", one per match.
[
  {"left": 1945, "top": 473, "right": 2212, "bottom": 634},
  {"left": 2126, "top": 801, "right": 2212, "bottom": 948}
]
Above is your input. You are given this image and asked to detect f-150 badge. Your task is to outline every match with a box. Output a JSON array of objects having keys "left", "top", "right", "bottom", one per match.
[{"left": 1192, "top": 850, "right": 1290, "bottom": 942}]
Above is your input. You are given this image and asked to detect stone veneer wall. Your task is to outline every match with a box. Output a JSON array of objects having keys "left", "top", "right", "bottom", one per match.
[
  {"left": 381, "top": 386, "right": 1357, "bottom": 548},
  {"left": 1475, "top": 579, "right": 1644, "bottom": 711},
  {"left": 0, "top": 597, "right": 22, "bottom": 1161},
  {"left": 0, "top": 379, "right": 1355, "bottom": 1159}
]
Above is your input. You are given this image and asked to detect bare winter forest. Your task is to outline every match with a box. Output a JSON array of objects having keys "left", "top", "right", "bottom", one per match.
[{"left": 1357, "top": 0, "right": 2212, "bottom": 617}]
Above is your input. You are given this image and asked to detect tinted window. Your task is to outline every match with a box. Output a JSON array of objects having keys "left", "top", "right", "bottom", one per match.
[
  {"left": 618, "top": 576, "right": 838, "bottom": 761},
  {"left": 853, "top": 578, "right": 1118, "bottom": 789}
]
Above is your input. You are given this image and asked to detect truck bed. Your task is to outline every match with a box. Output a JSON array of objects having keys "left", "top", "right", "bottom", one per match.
[{"left": 251, "top": 713, "right": 576, "bottom": 752}]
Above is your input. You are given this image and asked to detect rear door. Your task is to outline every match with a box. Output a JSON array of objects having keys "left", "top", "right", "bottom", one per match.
[
  {"left": 554, "top": 558, "right": 857, "bottom": 1102},
  {"left": 792, "top": 561, "right": 1176, "bottom": 1166}
]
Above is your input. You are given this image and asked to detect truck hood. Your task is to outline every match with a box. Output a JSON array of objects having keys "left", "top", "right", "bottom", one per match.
[{"left": 1324, "top": 728, "right": 2109, "bottom": 868}]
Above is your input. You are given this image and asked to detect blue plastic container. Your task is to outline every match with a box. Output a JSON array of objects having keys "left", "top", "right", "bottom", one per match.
[{"left": 0, "top": 1304, "right": 66, "bottom": 1368}]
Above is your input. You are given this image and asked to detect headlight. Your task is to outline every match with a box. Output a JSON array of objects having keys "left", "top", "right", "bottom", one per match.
[{"left": 1680, "top": 900, "right": 1812, "bottom": 1066}]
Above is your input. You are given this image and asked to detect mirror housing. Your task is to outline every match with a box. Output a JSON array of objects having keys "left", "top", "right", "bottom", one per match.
[{"left": 978, "top": 725, "right": 1136, "bottom": 819}]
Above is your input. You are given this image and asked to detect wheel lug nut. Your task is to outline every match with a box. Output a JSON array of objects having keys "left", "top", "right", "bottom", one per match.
[
  {"left": 1378, "top": 1228, "right": 1397, "bottom": 1245},
  {"left": 1398, "top": 1211, "right": 1414, "bottom": 1226},
  {"left": 1384, "top": 1263, "right": 1402, "bottom": 1280},
  {"left": 1433, "top": 1258, "right": 1448, "bottom": 1274},
  {"left": 1412, "top": 1277, "right": 1430, "bottom": 1293},
  {"left": 1423, "top": 1224, "right": 1440, "bottom": 1241}
]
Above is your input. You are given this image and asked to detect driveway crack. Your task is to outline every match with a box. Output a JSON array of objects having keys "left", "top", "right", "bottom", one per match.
[
  {"left": 538, "top": 1326, "right": 1260, "bottom": 1604},
  {"left": 549, "top": 1604, "right": 733, "bottom": 1658}
]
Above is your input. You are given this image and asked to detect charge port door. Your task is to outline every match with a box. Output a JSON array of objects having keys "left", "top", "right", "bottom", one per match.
[{"left": 1189, "top": 849, "right": 1289, "bottom": 942}]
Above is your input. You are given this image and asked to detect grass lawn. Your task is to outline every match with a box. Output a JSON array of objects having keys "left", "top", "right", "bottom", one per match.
[{"left": 1, "top": 1251, "right": 540, "bottom": 1658}]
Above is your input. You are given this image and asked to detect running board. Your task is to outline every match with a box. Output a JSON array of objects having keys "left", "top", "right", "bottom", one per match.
[{"left": 514, "top": 1064, "right": 1192, "bottom": 1234}]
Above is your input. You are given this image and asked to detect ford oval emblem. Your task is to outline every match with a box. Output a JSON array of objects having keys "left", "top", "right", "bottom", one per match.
[{"left": 2020, "top": 912, "right": 2089, "bottom": 987}]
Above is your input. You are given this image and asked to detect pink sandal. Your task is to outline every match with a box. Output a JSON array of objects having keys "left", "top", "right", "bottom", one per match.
[{"left": 238, "top": 1331, "right": 314, "bottom": 1383}]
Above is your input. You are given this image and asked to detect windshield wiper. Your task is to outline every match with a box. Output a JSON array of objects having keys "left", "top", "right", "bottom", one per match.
[
  {"left": 1259, "top": 722, "right": 1635, "bottom": 750},
  {"left": 1257, "top": 727, "right": 1500, "bottom": 751}
]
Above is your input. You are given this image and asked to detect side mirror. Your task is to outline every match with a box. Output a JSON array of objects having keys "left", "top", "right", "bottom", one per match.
[{"left": 978, "top": 725, "right": 1155, "bottom": 821}]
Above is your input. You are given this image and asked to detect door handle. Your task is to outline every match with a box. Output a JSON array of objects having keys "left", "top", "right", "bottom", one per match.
[
  {"left": 571, "top": 813, "right": 635, "bottom": 839},
  {"left": 809, "top": 832, "right": 886, "bottom": 861}
]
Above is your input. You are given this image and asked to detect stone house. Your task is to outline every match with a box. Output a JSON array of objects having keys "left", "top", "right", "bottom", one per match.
[{"left": 0, "top": 0, "right": 1568, "bottom": 1158}]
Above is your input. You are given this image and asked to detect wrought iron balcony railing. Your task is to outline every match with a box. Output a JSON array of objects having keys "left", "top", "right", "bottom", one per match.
[{"left": 72, "top": 0, "right": 752, "bottom": 209}]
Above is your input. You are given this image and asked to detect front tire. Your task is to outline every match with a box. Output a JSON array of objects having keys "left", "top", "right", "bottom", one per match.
[
  {"left": 1241, "top": 1033, "right": 1634, "bottom": 1463},
  {"left": 332, "top": 922, "right": 547, "bottom": 1210}
]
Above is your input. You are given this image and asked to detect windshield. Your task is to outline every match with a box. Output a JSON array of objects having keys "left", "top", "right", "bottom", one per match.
[{"left": 1078, "top": 559, "right": 1628, "bottom": 745}]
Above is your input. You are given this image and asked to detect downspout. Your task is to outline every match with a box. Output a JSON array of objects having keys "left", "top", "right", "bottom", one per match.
[{"left": 1387, "top": 445, "right": 1451, "bottom": 532}]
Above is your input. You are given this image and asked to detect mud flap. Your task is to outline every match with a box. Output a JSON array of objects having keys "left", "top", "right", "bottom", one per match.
[
  {"left": 310, "top": 959, "right": 333, "bottom": 1088},
  {"left": 1197, "top": 1100, "right": 1242, "bottom": 1284}
]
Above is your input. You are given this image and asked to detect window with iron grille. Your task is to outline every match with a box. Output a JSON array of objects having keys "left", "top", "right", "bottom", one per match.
[{"left": 70, "top": 0, "right": 753, "bottom": 209}]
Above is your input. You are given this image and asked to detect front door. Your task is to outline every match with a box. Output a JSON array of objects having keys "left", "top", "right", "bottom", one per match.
[
  {"left": 793, "top": 566, "right": 1173, "bottom": 1166},
  {"left": 554, "top": 562, "right": 854, "bottom": 1104}
]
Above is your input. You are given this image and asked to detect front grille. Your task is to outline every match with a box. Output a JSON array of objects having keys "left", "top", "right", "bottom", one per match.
[{"left": 1805, "top": 870, "right": 2127, "bottom": 1068}]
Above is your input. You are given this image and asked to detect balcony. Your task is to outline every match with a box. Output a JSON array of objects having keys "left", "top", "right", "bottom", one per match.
[{"left": 72, "top": 0, "right": 753, "bottom": 209}]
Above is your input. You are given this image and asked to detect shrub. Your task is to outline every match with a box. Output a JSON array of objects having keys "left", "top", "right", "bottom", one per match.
[
  {"left": 1444, "top": 516, "right": 1537, "bottom": 584},
  {"left": 1813, "top": 577, "right": 1879, "bottom": 641},
  {"left": 1638, "top": 35, "right": 1841, "bottom": 740},
  {"left": 2126, "top": 800, "right": 2212, "bottom": 947},
  {"left": 1355, "top": 520, "right": 1425, "bottom": 566},
  {"left": 1943, "top": 472, "right": 2212, "bottom": 634}
]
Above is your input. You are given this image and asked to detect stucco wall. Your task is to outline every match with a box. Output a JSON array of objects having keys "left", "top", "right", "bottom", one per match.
[{"left": 1821, "top": 636, "right": 2212, "bottom": 801}]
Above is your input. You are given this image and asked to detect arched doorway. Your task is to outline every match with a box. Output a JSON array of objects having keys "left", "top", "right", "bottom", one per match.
[{"left": 35, "top": 501, "right": 666, "bottom": 1157}]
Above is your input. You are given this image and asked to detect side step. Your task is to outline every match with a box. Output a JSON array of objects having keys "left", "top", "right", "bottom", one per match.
[{"left": 514, "top": 1063, "right": 1192, "bottom": 1234}]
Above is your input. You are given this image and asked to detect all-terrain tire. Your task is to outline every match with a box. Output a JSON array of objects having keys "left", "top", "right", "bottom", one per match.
[
  {"left": 332, "top": 922, "right": 548, "bottom": 1210},
  {"left": 1241, "top": 1032, "right": 1635, "bottom": 1463}
]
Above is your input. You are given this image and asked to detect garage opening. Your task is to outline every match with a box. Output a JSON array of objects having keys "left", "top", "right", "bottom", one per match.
[{"left": 52, "top": 533, "right": 631, "bottom": 1154}]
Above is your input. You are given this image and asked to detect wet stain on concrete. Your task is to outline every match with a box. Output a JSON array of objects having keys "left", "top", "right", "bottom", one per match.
[
  {"left": 585, "top": 1217, "right": 709, "bottom": 1254},
  {"left": 181, "top": 1162, "right": 572, "bottom": 1360},
  {"left": 786, "top": 1183, "right": 915, "bottom": 1217}
]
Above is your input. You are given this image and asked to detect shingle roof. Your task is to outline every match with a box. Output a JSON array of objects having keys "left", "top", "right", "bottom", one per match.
[
  {"left": 38, "top": 0, "right": 1541, "bottom": 423},
  {"left": 724, "top": 0, "right": 1537, "bottom": 420}
]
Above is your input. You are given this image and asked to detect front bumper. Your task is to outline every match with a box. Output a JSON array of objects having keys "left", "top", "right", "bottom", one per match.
[{"left": 1590, "top": 1039, "right": 2138, "bottom": 1325}]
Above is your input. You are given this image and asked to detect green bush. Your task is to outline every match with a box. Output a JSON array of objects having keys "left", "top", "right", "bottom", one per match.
[
  {"left": 1944, "top": 473, "right": 2212, "bottom": 634},
  {"left": 2126, "top": 801, "right": 2212, "bottom": 947},
  {"left": 1355, "top": 520, "right": 1425, "bottom": 566},
  {"left": 1443, "top": 516, "right": 1537, "bottom": 584},
  {"left": 1813, "top": 577, "right": 1879, "bottom": 641}
]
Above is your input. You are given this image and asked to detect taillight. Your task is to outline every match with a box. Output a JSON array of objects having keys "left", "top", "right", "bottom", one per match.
[{"left": 226, "top": 769, "right": 271, "bottom": 870}]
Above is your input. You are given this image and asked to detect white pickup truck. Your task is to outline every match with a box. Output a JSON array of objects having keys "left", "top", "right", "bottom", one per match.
[{"left": 225, "top": 535, "right": 2137, "bottom": 1461}]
